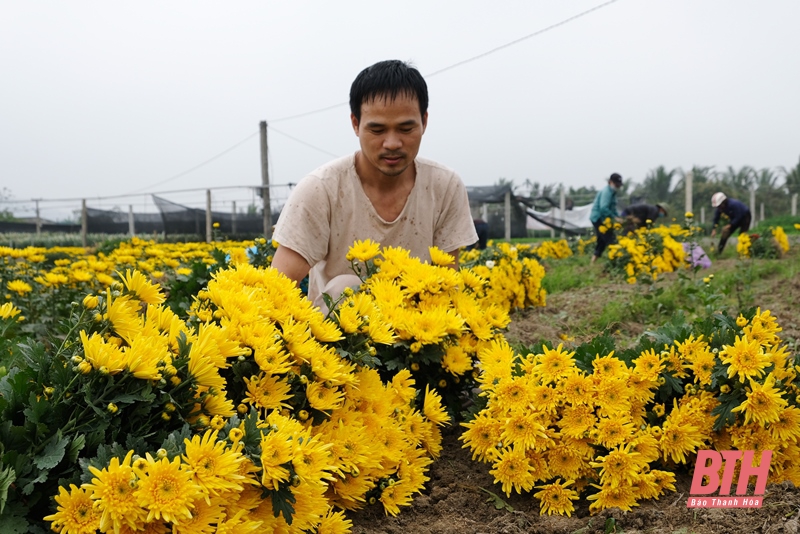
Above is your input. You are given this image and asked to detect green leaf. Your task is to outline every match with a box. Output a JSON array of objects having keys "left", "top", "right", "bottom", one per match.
[
  {"left": 477, "top": 486, "right": 514, "bottom": 512},
  {"left": 66, "top": 434, "right": 86, "bottom": 463},
  {"left": 20, "top": 468, "right": 49, "bottom": 496},
  {"left": 241, "top": 408, "right": 261, "bottom": 452},
  {"left": 0, "top": 512, "right": 30, "bottom": 534},
  {"left": 23, "top": 393, "right": 50, "bottom": 425},
  {"left": 160, "top": 425, "right": 193, "bottom": 460},
  {"left": 0, "top": 464, "right": 16, "bottom": 514},
  {"left": 269, "top": 485, "right": 297, "bottom": 524},
  {"left": 34, "top": 434, "right": 68, "bottom": 470}
]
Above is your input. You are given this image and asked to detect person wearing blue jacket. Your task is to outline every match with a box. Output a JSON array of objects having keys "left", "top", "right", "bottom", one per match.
[
  {"left": 589, "top": 173, "right": 623, "bottom": 263},
  {"left": 710, "top": 192, "right": 752, "bottom": 254}
]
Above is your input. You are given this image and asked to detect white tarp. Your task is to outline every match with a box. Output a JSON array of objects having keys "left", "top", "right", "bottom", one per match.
[{"left": 526, "top": 203, "right": 594, "bottom": 230}]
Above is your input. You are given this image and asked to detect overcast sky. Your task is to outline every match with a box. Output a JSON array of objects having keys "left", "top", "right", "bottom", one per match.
[{"left": 2, "top": 1, "right": 799, "bottom": 218}]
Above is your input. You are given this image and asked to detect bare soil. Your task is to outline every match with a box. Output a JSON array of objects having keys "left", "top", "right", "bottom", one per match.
[{"left": 350, "top": 249, "right": 800, "bottom": 534}]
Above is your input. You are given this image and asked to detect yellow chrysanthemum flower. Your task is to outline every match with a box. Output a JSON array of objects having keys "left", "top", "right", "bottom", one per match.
[
  {"left": 83, "top": 450, "right": 144, "bottom": 533},
  {"left": 44, "top": 484, "right": 101, "bottom": 534},
  {"left": 346, "top": 239, "right": 381, "bottom": 262},
  {"left": 489, "top": 445, "right": 536, "bottom": 496},
  {"left": 428, "top": 246, "right": 455, "bottom": 267},
  {"left": 7, "top": 279, "right": 33, "bottom": 295},
  {"left": 0, "top": 302, "right": 23, "bottom": 322},
  {"left": 534, "top": 479, "right": 580, "bottom": 517},
  {"left": 731, "top": 373, "right": 787, "bottom": 425},
  {"left": 133, "top": 454, "right": 203, "bottom": 524},
  {"left": 183, "top": 429, "right": 247, "bottom": 498},
  {"left": 118, "top": 269, "right": 165, "bottom": 305},
  {"left": 719, "top": 335, "right": 771, "bottom": 383}
]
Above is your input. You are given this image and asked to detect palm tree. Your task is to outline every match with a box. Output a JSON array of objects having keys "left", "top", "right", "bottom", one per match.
[
  {"left": 752, "top": 167, "right": 789, "bottom": 219},
  {"left": 632, "top": 166, "right": 676, "bottom": 203},
  {"left": 780, "top": 156, "right": 800, "bottom": 195}
]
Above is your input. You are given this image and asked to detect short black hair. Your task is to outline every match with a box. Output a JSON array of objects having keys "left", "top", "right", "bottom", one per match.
[
  {"left": 609, "top": 173, "right": 623, "bottom": 186},
  {"left": 349, "top": 60, "right": 428, "bottom": 122}
]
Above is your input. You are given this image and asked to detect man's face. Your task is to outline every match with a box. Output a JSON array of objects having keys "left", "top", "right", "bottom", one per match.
[{"left": 351, "top": 93, "right": 427, "bottom": 178}]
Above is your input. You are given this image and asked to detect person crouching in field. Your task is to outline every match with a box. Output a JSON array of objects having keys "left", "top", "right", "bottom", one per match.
[
  {"left": 710, "top": 192, "right": 751, "bottom": 255},
  {"left": 589, "top": 173, "right": 623, "bottom": 263},
  {"left": 271, "top": 60, "right": 478, "bottom": 310},
  {"left": 620, "top": 203, "right": 668, "bottom": 234}
]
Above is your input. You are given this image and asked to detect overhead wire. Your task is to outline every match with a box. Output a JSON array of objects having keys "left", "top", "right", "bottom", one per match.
[
  {"left": 9, "top": 1, "right": 619, "bottom": 207},
  {"left": 122, "top": 131, "right": 260, "bottom": 195},
  {"left": 267, "top": 126, "right": 340, "bottom": 158},
  {"left": 267, "top": 0, "right": 621, "bottom": 122}
]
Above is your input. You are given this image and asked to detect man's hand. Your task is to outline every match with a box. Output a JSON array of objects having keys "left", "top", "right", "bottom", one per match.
[
  {"left": 271, "top": 246, "right": 311, "bottom": 285},
  {"left": 711, "top": 228, "right": 716, "bottom": 238}
]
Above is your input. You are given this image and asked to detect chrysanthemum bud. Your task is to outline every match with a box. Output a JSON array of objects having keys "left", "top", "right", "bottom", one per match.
[
  {"left": 82, "top": 295, "right": 99, "bottom": 309},
  {"left": 298, "top": 410, "right": 309, "bottom": 421},
  {"left": 77, "top": 361, "right": 92, "bottom": 374},
  {"left": 410, "top": 363, "right": 420, "bottom": 372},
  {"left": 291, "top": 475, "right": 301, "bottom": 487},
  {"left": 211, "top": 416, "right": 225, "bottom": 430},
  {"left": 156, "top": 448, "right": 167, "bottom": 459},
  {"left": 44, "top": 386, "right": 55, "bottom": 397},
  {"left": 71, "top": 355, "right": 83, "bottom": 364},
  {"left": 229, "top": 428, "right": 244, "bottom": 442},
  {"left": 237, "top": 403, "right": 248, "bottom": 415},
  {"left": 161, "top": 412, "right": 171, "bottom": 421},
  {"left": 107, "top": 403, "right": 118, "bottom": 414}
]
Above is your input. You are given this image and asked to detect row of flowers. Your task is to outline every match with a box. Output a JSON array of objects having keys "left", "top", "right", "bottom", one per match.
[
  {"left": 0, "top": 238, "right": 549, "bottom": 533},
  {"left": 462, "top": 307, "right": 799, "bottom": 516}
]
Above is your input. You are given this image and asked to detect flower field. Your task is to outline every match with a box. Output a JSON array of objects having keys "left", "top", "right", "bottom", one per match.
[{"left": 1, "top": 222, "right": 799, "bottom": 534}]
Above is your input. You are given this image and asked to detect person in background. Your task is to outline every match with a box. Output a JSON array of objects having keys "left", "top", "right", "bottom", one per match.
[
  {"left": 710, "top": 192, "right": 751, "bottom": 255},
  {"left": 620, "top": 203, "right": 668, "bottom": 233},
  {"left": 271, "top": 60, "right": 477, "bottom": 310},
  {"left": 589, "top": 173, "right": 623, "bottom": 263},
  {"left": 472, "top": 218, "right": 489, "bottom": 250}
]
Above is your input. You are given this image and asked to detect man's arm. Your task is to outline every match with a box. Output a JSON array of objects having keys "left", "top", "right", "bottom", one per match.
[
  {"left": 447, "top": 249, "right": 460, "bottom": 270},
  {"left": 711, "top": 208, "right": 721, "bottom": 228},
  {"left": 271, "top": 246, "right": 311, "bottom": 285}
]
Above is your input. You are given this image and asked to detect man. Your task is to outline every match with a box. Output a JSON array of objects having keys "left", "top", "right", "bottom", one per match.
[
  {"left": 272, "top": 60, "right": 478, "bottom": 308},
  {"left": 589, "top": 173, "right": 623, "bottom": 263},
  {"left": 620, "top": 203, "right": 668, "bottom": 233},
  {"left": 710, "top": 192, "right": 751, "bottom": 255}
]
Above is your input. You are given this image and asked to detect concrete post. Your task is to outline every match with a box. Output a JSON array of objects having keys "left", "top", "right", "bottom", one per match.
[
  {"left": 35, "top": 199, "right": 41, "bottom": 236},
  {"left": 504, "top": 191, "right": 511, "bottom": 241},
  {"left": 685, "top": 171, "right": 693, "bottom": 215},
  {"left": 749, "top": 187, "right": 756, "bottom": 221},
  {"left": 232, "top": 200, "right": 237, "bottom": 235},
  {"left": 206, "top": 189, "right": 212, "bottom": 243},
  {"left": 128, "top": 205, "right": 135, "bottom": 236},
  {"left": 81, "top": 199, "right": 87, "bottom": 247},
  {"left": 792, "top": 193, "right": 797, "bottom": 216},
  {"left": 700, "top": 206, "right": 705, "bottom": 224},
  {"left": 559, "top": 187, "right": 566, "bottom": 238}
]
